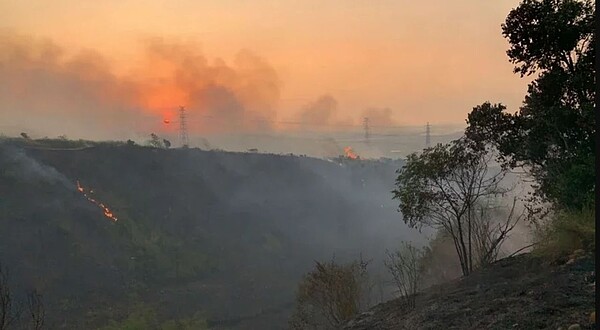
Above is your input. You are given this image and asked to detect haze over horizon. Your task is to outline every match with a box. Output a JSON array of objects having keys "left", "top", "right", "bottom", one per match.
[{"left": 1, "top": 0, "right": 530, "bottom": 152}]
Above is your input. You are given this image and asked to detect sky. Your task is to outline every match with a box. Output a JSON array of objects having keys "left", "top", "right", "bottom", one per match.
[{"left": 0, "top": 0, "right": 530, "bottom": 143}]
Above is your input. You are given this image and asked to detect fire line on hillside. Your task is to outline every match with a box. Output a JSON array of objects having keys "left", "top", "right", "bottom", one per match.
[{"left": 76, "top": 181, "right": 118, "bottom": 222}]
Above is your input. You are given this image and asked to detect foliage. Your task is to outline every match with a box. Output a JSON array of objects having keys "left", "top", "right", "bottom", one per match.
[
  {"left": 393, "top": 138, "right": 524, "bottom": 276},
  {"left": 533, "top": 207, "right": 595, "bottom": 260},
  {"left": 289, "top": 258, "right": 370, "bottom": 329},
  {"left": 465, "top": 0, "right": 595, "bottom": 211},
  {"left": 384, "top": 242, "right": 424, "bottom": 308},
  {"left": 417, "top": 230, "right": 463, "bottom": 287}
]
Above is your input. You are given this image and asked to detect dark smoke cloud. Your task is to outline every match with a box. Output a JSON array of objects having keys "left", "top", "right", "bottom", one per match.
[
  {"left": 141, "top": 38, "right": 282, "bottom": 134},
  {"left": 0, "top": 32, "right": 282, "bottom": 140}
]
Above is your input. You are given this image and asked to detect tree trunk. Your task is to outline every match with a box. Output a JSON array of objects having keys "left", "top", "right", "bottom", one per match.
[{"left": 455, "top": 216, "right": 470, "bottom": 276}]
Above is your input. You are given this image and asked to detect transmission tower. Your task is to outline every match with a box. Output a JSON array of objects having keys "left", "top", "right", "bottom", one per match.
[
  {"left": 363, "top": 117, "right": 370, "bottom": 144},
  {"left": 179, "top": 106, "right": 189, "bottom": 148},
  {"left": 425, "top": 122, "right": 431, "bottom": 148}
]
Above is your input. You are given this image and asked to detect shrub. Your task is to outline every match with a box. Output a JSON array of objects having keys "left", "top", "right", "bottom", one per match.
[
  {"left": 289, "top": 258, "right": 370, "bottom": 329},
  {"left": 533, "top": 207, "right": 595, "bottom": 261},
  {"left": 384, "top": 242, "right": 424, "bottom": 308},
  {"left": 418, "top": 231, "right": 463, "bottom": 288}
]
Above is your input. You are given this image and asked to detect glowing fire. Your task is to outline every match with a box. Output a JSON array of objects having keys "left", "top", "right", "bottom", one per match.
[
  {"left": 344, "top": 147, "right": 359, "bottom": 160},
  {"left": 76, "top": 181, "right": 118, "bottom": 222}
]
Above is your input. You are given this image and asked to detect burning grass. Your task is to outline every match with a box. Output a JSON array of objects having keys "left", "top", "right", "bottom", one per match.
[{"left": 76, "top": 180, "right": 118, "bottom": 222}]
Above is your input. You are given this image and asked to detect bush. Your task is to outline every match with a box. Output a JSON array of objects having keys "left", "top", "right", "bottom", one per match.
[
  {"left": 418, "top": 231, "right": 463, "bottom": 288},
  {"left": 384, "top": 242, "right": 424, "bottom": 308},
  {"left": 289, "top": 258, "right": 370, "bottom": 329},
  {"left": 533, "top": 207, "right": 595, "bottom": 261}
]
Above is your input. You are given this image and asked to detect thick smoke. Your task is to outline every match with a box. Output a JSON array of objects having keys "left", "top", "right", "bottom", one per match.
[
  {"left": 138, "top": 38, "right": 282, "bottom": 134},
  {"left": 0, "top": 32, "right": 282, "bottom": 140},
  {"left": 0, "top": 33, "right": 142, "bottom": 139}
]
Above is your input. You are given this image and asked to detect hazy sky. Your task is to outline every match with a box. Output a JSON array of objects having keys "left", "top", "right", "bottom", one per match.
[{"left": 1, "top": 0, "right": 530, "bottom": 138}]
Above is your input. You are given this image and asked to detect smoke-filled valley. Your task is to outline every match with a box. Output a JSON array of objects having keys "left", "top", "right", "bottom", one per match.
[{"left": 0, "top": 139, "right": 432, "bottom": 328}]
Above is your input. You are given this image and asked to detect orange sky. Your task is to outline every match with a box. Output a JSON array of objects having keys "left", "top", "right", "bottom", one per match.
[{"left": 1, "top": 0, "right": 529, "bottom": 131}]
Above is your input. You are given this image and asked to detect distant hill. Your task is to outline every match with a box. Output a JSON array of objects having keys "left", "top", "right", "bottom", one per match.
[{"left": 0, "top": 138, "right": 424, "bottom": 329}]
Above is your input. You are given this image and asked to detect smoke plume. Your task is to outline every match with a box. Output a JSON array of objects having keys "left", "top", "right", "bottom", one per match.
[
  {"left": 0, "top": 32, "right": 282, "bottom": 140},
  {"left": 295, "top": 94, "right": 353, "bottom": 131},
  {"left": 361, "top": 107, "right": 398, "bottom": 127},
  {"left": 0, "top": 145, "right": 73, "bottom": 189}
]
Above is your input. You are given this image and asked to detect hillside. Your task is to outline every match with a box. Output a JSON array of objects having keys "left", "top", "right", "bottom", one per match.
[
  {"left": 345, "top": 253, "right": 596, "bottom": 330},
  {"left": 0, "top": 139, "right": 421, "bottom": 329}
]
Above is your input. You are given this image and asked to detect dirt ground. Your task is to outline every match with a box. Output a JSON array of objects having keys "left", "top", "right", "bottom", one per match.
[{"left": 344, "top": 253, "right": 595, "bottom": 330}]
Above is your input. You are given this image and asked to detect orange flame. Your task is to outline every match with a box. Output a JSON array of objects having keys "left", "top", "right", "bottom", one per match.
[
  {"left": 76, "top": 180, "right": 118, "bottom": 222},
  {"left": 344, "top": 147, "right": 359, "bottom": 160}
]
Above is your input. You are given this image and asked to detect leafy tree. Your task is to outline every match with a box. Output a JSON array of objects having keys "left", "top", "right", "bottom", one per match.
[
  {"left": 162, "top": 139, "right": 171, "bottom": 149},
  {"left": 392, "top": 139, "right": 522, "bottom": 276},
  {"left": 465, "top": 0, "right": 595, "bottom": 210}
]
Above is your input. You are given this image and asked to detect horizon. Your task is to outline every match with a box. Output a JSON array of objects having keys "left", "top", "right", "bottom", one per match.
[{"left": 1, "top": 0, "right": 530, "bottom": 146}]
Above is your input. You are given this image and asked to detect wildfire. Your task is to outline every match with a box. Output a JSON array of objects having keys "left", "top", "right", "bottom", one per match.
[
  {"left": 76, "top": 181, "right": 118, "bottom": 222},
  {"left": 344, "top": 147, "right": 360, "bottom": 160}
]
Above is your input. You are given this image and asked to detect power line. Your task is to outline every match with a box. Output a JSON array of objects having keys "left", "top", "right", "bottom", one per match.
[
  {"left": 152, "top": 106, "right": 464, "bottom": 133},
  {"left": 149, "top": 106, "right": 420, "bottom": 129}
]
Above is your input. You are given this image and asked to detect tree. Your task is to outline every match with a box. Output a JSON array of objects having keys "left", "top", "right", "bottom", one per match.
[
  {"left": 162, "top": 139, "right": 171, "bottom": 149},
  {"left": 392, "top": 139, "right": 522, "bottom": 276},
  {"left": 465, "top": 0, "right": 595, "bottom": 210},
  {"left": 289, "top": 258, "right": 370, "bottom": 329}
]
